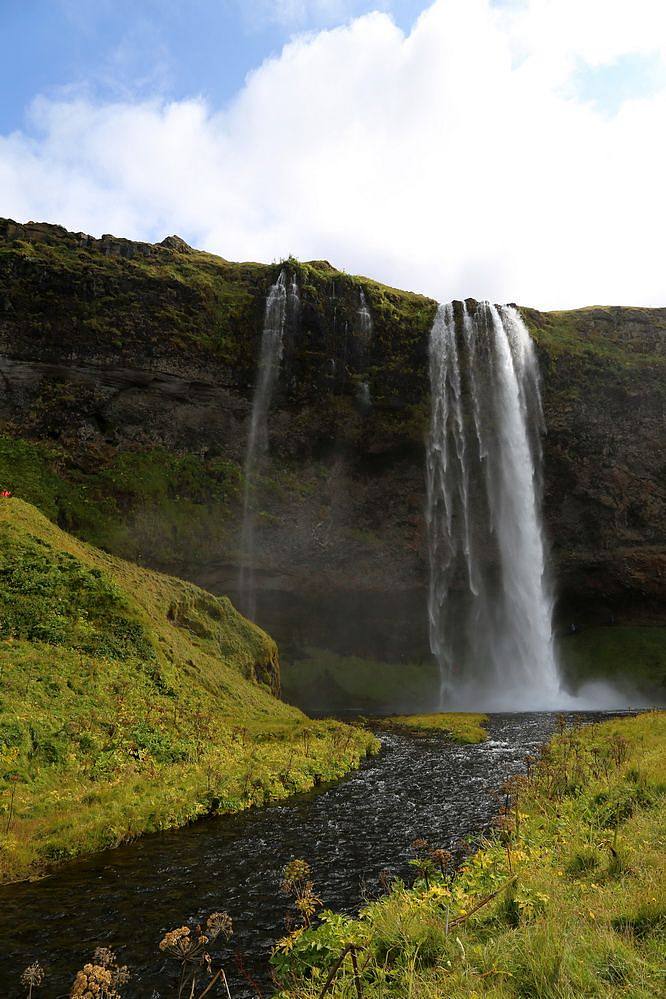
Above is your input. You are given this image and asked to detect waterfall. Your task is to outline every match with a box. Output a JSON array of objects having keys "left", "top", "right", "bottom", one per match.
[
  {"left": 288, "top": 271, "right": 301, "bottom": 322},
  {"left": 356, "top": 380, "right": 372, "bottom": 411},
  {"left": 426, "top": 301, "right": 560, "bottom": 709},
  {"left": 238, "top": 271, "right": 290, "bottom": 619},
  {"left": 357, "top": 288, "right": 373, "bottom": 342}
]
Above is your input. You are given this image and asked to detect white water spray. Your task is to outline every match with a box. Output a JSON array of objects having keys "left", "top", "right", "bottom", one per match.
[
  {"left": 239, "top": 271, "right": 290, "bottom": 619},
  {"left": 426, "top": 301, "right": 561, "bottom": 709},
  {"left": 288, "top": 271, "right": 301, "bottom": 322},
  {"left": 357, "top": 288, "right": 373, "bottom": 342}
]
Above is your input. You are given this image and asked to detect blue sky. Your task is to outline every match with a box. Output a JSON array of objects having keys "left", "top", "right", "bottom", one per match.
[
  {"left": 2, "top": 0, "right": 666, "bottom": 308},
  {"left": 0, "top": 1, "right": 429, "bottom": 132},
  {"left": 2, "top": 0, "right": 662, "bottom": 131}
]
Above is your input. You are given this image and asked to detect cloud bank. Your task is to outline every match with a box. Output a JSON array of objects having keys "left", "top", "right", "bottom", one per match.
[{"left": 2, "top": 0, "right": 666, "bottom": 308}]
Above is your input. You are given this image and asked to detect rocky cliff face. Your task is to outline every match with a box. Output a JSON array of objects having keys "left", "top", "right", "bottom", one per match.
[{"left": 0, "top": 218, "right": 664, "bottom": 692}]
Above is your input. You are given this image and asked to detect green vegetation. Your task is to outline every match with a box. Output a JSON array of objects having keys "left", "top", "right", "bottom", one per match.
[
  {"left": 371, "top": 713, "right": 487, "bottom": 744},
  {"left": 0, "top": 219, "right": 437, "bottom": 395},
  {"left": 0, "top": 220, "right": 272, "bottom": 369},
  {"left": 0, "top": 499, "right": 377, "bottom": 883},
  {"left": 272, "top": 712, "right": 666, "bottom": 998},
  {"left": 282, "top": 648, "right": 440, "bottom": 714},
  {"left": 0, "top": 219, "right": 439, "bottom": 572},
  {"left": 524, "top": 304, "right": 666, "bottom": 369},
  {"left": 560, "top": 626, "right": 666, "bottom": 700},
  {"left": 523, "top": 304, "right": 666, "bottom": 413},
  {"left": 0, "top": 435, "right": 242, "bottom": 563}
]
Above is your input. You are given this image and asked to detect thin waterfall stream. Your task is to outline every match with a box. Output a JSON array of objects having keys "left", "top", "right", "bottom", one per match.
[
  {"left": 239, "top": 271, "right": 298, "bottom": 619},
  {"left": 426, "top": 302, "right": 560, "bottom": 709}
]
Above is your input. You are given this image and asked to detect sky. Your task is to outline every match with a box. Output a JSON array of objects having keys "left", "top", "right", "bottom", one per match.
[{"left": 2, "top": 0, "right": 666, "bottom": 308}]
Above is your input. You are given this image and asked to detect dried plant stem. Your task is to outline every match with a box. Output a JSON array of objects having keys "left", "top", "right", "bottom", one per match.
[
  {"left": 448, "top": 876, "right": 517, "bottom": 929},
  {"left": 197, "top": 970, "right": 223, "bottom": 999},
  {"left": 317, "top": 944, "right": 353, "bottom": 998},
  {"left": 350, "top": 945, "right": 363, "bottom": 999},
  {"left": 178, "top": 963, "right": 188, "bottom": 998},
  {"left": 317, "top": 944, "right": 364, "bottom": 999},
  {"left": 220, "top": 969, "right": 233, "bottom": 999}
]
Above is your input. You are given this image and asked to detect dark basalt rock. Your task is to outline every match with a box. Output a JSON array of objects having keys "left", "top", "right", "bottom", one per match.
[{"left": 0, "top": 218, "right": 663, "bottom": 669}]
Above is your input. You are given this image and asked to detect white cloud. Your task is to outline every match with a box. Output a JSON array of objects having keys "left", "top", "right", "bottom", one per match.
[{"left": 2, "top": 0, "right": 666, "bottom": 308}]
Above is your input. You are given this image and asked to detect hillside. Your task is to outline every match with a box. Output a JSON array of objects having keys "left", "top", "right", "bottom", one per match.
[
  {"left": 0, "top": 499, "right": 376, "bottom": 883},
  {"left": 0, "top": 219, "right": 664, "bottom": 704}
]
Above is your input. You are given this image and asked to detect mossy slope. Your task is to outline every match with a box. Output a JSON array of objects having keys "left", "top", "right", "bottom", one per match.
[{"left": 0, "top": 499, "right": 376, "bottom": 883}]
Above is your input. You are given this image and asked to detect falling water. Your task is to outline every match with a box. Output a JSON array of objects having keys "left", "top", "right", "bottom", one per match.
[
  {"left": 288, "top": 270, "right": 301, "bottom": 322},
  {"left": 357, "top": 288, "right": 373, "bottom": 342},
  {"left": 238, "top": 271, "right": 291, "bottom": 619},
  {"left": 426, "top": 301, "right": 560, "bottom": 709},
  {"left": 356, "top": 381, "right": 372, "bottom": 410}
]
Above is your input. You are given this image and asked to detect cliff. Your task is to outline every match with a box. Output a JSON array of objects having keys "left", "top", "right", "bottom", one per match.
[{"left": 0, "top": 218, "right": 664, "bottom": 701}]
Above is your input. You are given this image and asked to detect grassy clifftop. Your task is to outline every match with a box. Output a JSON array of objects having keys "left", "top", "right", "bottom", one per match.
[
  {"left": 0, "top": 499, "right": 376, "bottom": 883},
  {"left": 0, "top": 218, "right": 436, "bottom": 391}
]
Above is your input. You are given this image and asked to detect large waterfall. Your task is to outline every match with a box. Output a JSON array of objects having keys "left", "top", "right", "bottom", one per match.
[
  {"left": 426, "top": 301, "right": 560, "bottom": 709},
  {"left": 239, "top": 271, "right": 295, "bottom": 619}
]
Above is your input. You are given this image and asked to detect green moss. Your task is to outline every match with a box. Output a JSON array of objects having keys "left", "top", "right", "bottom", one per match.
[
  {"left": 0, "top": 224, "right": 273, "bottom": 370},
  {"left": 371, "top": 712, "right": 488, "bottom": 744},
  {"left": 0, "top": 435, "right": 242, "bottom": 562},
  {"left": 0, "top": 499, "right": 377, "bottom": 883},
  {"left": 0, "top": 523, "right": 153, "bottom": 660},
  {"left": 522, "top": 305, "right": 666, "bottom": 402}
]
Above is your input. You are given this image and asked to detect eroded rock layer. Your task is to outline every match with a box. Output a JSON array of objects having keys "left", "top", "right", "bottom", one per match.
[{"left": 0, "top": 218, "right": 664, "bottom": 684}]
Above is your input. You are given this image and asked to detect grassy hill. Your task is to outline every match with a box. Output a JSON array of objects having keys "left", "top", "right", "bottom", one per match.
[{"left": 0, "top": 499, "right": 376, "bottom": 883}]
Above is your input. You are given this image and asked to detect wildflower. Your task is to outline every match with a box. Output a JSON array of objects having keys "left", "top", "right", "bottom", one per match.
[
  {"left": 70, "top": 963, "right": 119, "bottom": 999},
  {"left": 69, "top": 949, "right": 128, "bottom": 999},
  {"left": 206, "top": 912, "right": 233, "bottom": 941},
  {"left": 274, "top": 928, "right": 305, "bottom": 955},
  {"left": 410, "top": 838, "right": 429, "bottom": 856},
  {"left": 92, "top": 949, "right": 115, "bottom": 969},
  {"left": 281, "top": 859, "right": 312, "bottom": 892},
  {"left": 294, "top": 883, "right": 322, "bottom": 921},
  {"left": 20, "top": 963, "right": 45, "bottom": 997},
  {"left": 92, "top": 950, "right": 129, "bottom": 987},
  {"left": 158, "top": 913, "right": 233, "bottom": 998},
  {"left": 159, "top": 927, "right": 196, "bottom": 960},
  {"left": 281, "top": 859, "right": 322, "bottom": 928},
  {"left": 430, "top": 847, "right": 453, "bottom": 876},
  {"left": 159, "top": 913, "right": 232, "bottom": 966}
]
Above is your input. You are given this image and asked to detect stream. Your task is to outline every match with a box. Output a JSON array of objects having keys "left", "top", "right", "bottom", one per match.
[{"left": 1, "top": 711, "right": 625, "bottom": 997}]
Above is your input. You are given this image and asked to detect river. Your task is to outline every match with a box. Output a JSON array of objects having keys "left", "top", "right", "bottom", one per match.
[{"left": 1, "top": 711, "right": 626, "bottom": 998}]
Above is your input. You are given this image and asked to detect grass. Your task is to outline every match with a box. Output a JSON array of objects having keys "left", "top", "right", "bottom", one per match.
[
  {"left": 370, "top": 713, "right": 488, "bottom": 744},
  {"left": 523, "top": 303, "right": 666, "bottom": 381},
  {"left": 272, "top": 711, "right": 666, "bottom": 998},
  {"left": 0, "top": 499, "right": 378, "bottom": 883}
]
